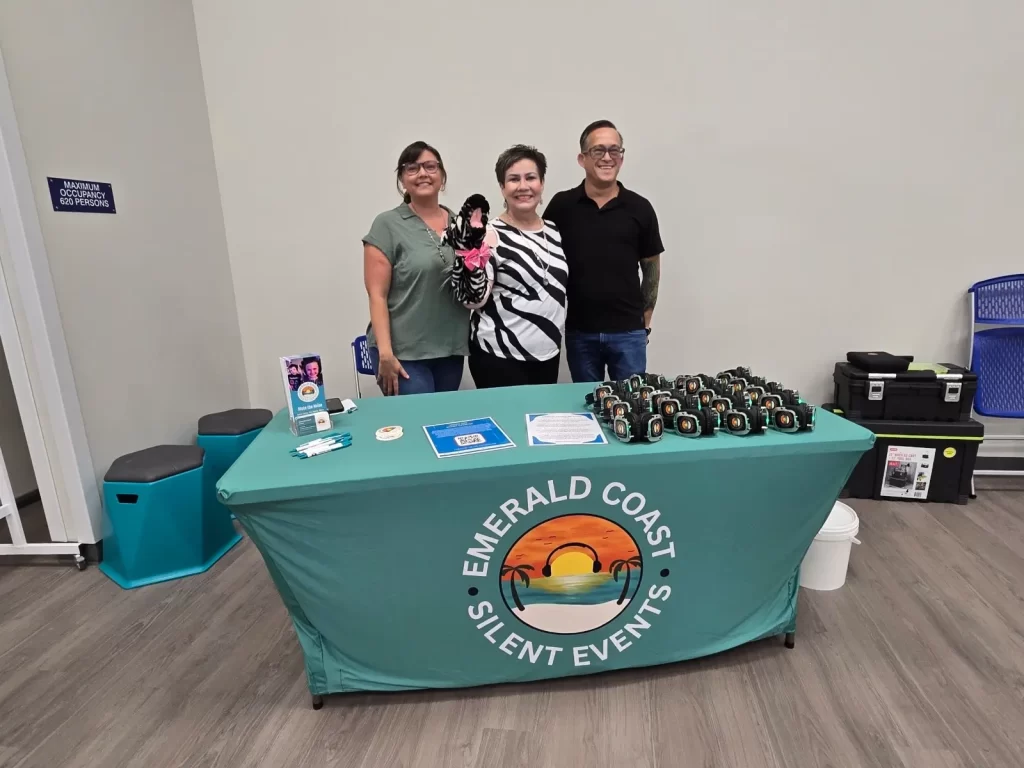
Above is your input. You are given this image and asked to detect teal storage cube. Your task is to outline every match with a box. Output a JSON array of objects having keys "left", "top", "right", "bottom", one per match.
[
  {"left": 197, "top": 408, "right": 272, "bottom": 531},
  {"left": 99, "top": 445, "right": 241, "bottom": 589}
]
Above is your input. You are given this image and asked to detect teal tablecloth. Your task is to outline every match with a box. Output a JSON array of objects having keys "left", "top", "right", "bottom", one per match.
[{"left": 217, "top": 383, "right": 874, "bottom": 696}]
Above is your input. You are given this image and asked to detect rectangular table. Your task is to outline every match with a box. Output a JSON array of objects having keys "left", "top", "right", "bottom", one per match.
[{"left": 217, "top": 383, "right": 874, "bottom": 703}]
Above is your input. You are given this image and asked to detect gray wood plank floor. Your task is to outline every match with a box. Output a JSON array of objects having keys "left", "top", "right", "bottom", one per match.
[{"left": 2, "top": 485, "right": 1022, "bottom": 768}]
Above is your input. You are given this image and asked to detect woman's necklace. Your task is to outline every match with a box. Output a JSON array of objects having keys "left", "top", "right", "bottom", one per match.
[
  {"left": 411, "top": 203, "right": 448, "bottom": 265},
  {"left": 501, "top": 214, "right": 551, "bottom": 285},
  {"left": 425, "top": 225, "right": 447, "bottom": 265}
]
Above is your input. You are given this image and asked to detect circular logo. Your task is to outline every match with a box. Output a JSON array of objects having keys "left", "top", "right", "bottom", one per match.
[
  {"left": 376, "top": 425, "right": 404, "bottom": 441},
  {"left": 943, "top": 447, "right": 957, "bottom": 459},
  {"left": 297, "top": 381, "right": 320, "bottom": 402},
  {"left": 499, "top": 514, "right": 643, "bottom": 635}
]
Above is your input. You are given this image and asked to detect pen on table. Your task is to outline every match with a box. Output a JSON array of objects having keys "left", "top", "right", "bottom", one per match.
[
  {"left": 292, "top": 433, "right": 351, "bottom": 454},
  {"left": 297, "top": 439, "right": 352, "bottom": 458},
  {"left": 295, "top": 432, "right": 349, "bottom": 451},
  {"left": 292, "top": 441, "right": 351, "bottom": 458}
]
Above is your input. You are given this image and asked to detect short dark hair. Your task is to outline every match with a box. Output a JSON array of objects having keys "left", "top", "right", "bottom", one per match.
[
  {"left": 494, "top": 144, "right": 548, "bottom": 185},
  {"left": 579, "top": 120, "right": 623, "bottom": 151},
  {"left": 395, "top": 141, "right": 447, "bottom": 203}
]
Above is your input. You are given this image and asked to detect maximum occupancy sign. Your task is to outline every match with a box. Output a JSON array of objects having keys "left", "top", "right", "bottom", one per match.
[{"left": 47, "top": 176, "right": 116, "bottom": 214}]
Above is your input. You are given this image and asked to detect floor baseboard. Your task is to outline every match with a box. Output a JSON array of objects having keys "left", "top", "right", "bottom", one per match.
[
  {"left": 81, "top": 540, "right": 103, "bottom": 564},
  {"left": 976, "top": 456, "right": 1024, "bottom": 472}
]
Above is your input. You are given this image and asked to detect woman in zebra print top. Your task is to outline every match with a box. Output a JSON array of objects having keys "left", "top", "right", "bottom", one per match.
[{"left": 466, "top": 145, "right": 568, "bottom": 389}]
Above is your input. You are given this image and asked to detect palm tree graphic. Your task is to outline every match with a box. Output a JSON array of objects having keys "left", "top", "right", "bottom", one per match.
[
  {"left": 500, "top": 564, "right": 534, "bottom": 612},
  {"left": 609, "top": 557, "right": 642, "bottom": 605}
]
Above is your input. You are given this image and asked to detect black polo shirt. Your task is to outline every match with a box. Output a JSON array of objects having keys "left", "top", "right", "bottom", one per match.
[{"left": 543, "top": 181, "right": 664, "bottom": 333}]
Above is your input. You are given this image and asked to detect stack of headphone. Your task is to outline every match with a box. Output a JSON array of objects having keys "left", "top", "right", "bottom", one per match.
[
  {"left": 584, "top": 367, "right": 816, "bottom": 443},
  {"left": 585, "top": 375, "right": 665, "bottom": 444}
]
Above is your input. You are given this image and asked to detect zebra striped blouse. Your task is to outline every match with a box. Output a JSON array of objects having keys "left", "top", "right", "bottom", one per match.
[{"left": 470, "top": 219, "right": 568, "bottom": 362}]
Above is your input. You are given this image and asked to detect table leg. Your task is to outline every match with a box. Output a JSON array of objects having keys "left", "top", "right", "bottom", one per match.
[
  {"left": 784, "top": 632, "right": 795, "bottom": 649},
  {"left": 312, "top": 694, "right": 324, "bottom": 710}
]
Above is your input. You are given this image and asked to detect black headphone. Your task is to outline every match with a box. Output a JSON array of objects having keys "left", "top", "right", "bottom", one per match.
[{"left": 542, "top": 542, "right": 601, "bottom": 577}]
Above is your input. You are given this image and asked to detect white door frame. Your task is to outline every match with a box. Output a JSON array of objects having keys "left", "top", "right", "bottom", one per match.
[
  {"left": 0, "top": 240, "right": 70, "bottom": 552},
  {"left": 0, "top": 44, "right": 100, "bottom": 554}
]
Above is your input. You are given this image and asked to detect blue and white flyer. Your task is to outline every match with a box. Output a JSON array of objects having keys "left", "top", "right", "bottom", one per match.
[
  {"left": 526, "top": 412, "right": 608, "bottom": 446},
  {"left": 281, "top": 354, "right": 331, "bottom": 436},
  {"left": 423, "top": 417, "right": 515, "bottom": 458}
]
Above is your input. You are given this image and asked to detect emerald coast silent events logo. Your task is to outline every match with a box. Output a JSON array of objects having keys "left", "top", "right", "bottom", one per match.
[{"left": 462, "top": 476, "right": 675, "bottom": 669}]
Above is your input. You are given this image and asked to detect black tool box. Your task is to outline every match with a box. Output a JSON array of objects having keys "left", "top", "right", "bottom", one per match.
[
  {"left": 833, "top": 362, "right": 977, "bottom": 422},
  {"left": 826, "top": 410, "right": 983, "bottom": 505}
]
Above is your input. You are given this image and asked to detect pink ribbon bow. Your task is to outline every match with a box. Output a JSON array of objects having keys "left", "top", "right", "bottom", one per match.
[{"left": 459, "top": 243, "right": 492, "bottom": 271}]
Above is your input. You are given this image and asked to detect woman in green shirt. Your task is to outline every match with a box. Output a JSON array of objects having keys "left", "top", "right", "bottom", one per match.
[{"left": 362, "top": 141, "right": 470, "bottom": 395}]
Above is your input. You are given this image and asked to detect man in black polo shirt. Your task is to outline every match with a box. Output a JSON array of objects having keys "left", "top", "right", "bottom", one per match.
[{"left": 543, "top": 119, "right": 663, "bottom": 383}]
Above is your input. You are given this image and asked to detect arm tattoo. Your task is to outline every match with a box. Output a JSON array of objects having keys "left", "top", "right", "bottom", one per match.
[{"left": 640, "top": 256, "right": 661, "bottom": 311}]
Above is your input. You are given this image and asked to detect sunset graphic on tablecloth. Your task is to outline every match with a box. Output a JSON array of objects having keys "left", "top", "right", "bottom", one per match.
[{"left": 499, "top": 514, "right": 642, "bottom": 635}]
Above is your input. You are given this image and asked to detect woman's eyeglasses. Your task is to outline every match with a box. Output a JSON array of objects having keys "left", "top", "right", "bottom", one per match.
[
  {"left": 584, "top": 145, "right": 625, "bottom": 160},
  {"left": 403, "top": 161, "right": 440, "bottom": 175}
]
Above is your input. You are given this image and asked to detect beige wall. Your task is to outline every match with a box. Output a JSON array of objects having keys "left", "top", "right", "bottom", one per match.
[
  {"left": 193, "top": 0, "right": 1024, "bottom": 454},
  {"left": 0, "top": 337, "right": 37, "bottom": 499},
  {"left": 0, "top": 0, "right": 248, "bottom": 485}
]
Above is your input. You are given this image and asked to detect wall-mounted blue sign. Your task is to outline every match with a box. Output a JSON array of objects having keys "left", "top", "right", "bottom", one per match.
[{"left": 47, "top": 177, "right": 116, "bottom": 214}]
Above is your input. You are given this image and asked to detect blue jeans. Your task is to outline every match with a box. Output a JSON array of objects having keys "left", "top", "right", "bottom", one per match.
[
  {"left": 369, "top": 348, "right": 464, "bottom": 395},
  {"left": 565, "top": 330, "right": 648, "bottom": 383}
]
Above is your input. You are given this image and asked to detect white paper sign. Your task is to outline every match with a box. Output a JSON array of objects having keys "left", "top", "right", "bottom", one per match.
[
  {"left": 880, "top": 445, "right": 935, "bottom": 499},
  {"left": 526, "top": 412, "right": 608, "bottom": 446}
]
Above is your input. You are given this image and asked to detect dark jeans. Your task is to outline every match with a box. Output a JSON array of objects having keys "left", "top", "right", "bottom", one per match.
[
  {"left": 468, "top": 345, "right": 560, "bottom": 389},
  {"left": 565, "top": 329, "right": 647, "bottom": 383},
  {"left": 369, "top": 347, "right": 464, "bottom": 395}
]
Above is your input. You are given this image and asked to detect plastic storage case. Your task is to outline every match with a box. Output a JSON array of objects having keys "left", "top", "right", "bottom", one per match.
[
  {"left": 833, "top": 362, "right": 977, "bottom": 421},
  {"left": 831, "top": 412, "right": 983, "bottom": 505}
]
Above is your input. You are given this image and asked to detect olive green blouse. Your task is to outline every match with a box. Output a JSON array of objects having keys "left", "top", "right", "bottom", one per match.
[{"left": 363, "top": 203, "right": 470, "bottom": 360}]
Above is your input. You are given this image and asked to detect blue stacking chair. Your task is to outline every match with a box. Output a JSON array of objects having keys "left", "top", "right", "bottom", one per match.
[
  {"left": 351, "top": 334, "right": 374, "bottom": 397},
  {"left": 99, "top": 445, "right": 241, "bottom": 589},
  {"left": 968, "top": 274, "right": 1024, "bottom": 489},
  {"left": 197, "top": 408, "right": 272, "bottom": 524}
]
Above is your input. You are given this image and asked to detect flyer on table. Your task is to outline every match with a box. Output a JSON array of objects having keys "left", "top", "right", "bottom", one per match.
[
  {"left": 423, "top": 417, "right": 515, "bottom": 458},
  {"left": 280, "top": 354, "right": 330, "bottom": 436},
  {"left": 526, "top": 412, "right": 609, "bottom": 446}
]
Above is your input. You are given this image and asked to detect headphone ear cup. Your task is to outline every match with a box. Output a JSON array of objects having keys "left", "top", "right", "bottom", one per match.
[
  {"left": 701, "top": 408, "right": 716, "bottom": 436},
  {"left": 542, "top": 564, "right": 552, "bottom": 577},
  {"left": 796, "top": 403, "right": 815, "bottom": 430},
  {"left": 593, "top": 560, "right": 601, "bottom": 573}
]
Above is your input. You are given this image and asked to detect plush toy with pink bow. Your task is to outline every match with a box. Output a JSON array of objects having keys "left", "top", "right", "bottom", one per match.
[{"left": 443, "top": 194, "right": 492, "bottom": 306}]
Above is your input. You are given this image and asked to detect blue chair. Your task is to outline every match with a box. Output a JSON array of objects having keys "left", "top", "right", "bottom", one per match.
[
  {"left": 197, "top": 408, "right": 272, "bottom": 525},
  {"left": 351, "top": 335, "right": 374, "bottom": 397},
  {"left": 968, "top": 274, "right": 1024, "bottom": 487},
  {"left": 100, "top": 445, "right": 241, "bottom": 589}
]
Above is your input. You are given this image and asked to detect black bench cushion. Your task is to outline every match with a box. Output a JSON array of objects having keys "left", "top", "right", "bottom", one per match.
[
  {"left": 198, "top": 408, "right": 273, "bottom": 436},
  {"left": 105, "top": 445, "right": 205, "bottom": 483}
]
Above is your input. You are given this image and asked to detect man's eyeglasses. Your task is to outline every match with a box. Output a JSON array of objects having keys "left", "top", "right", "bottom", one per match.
[
  {"left": 403, "top": 161, "right": 440, "bottom": 175},
  {"left": 584, "top": 145, "right": 625, "bottom": 161}
]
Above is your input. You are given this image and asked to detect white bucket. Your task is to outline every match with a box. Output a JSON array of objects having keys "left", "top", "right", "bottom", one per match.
[{"left": 799, "top": 501, "right": 861, "bottom": 591}]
